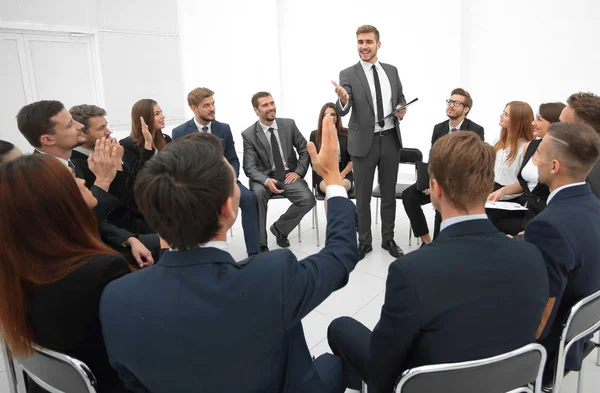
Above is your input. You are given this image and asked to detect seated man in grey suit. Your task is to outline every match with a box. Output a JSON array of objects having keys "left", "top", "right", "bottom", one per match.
[
  {"left": 242, "top": 92, "right": 315, "bottom": 251},
  {"left": 558, "top": 92, "right": 600, "bottom": 198}
]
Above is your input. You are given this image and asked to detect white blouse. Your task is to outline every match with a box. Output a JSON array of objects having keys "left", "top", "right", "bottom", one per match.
[
  {"left": 494, "top": 139, "right": 527, "bottom": 200},
  {"left": 520, "top": 154, "right": 538, "bottom": 192}
]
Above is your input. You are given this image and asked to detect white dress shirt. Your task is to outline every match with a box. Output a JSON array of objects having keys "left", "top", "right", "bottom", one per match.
[
  {"left": 35, "top": 149, "right": 72, "bottom": 168},
  {"left": 361, "top": 60, "right": 394, "bottom": 132},
  {"left": 194, "top": 118, "right": 212, "bottom": 133},
  {"left": 449, "top": 119, "right": 464, "bottom": 133},
  {"left": 547, "top": 182, "right": 587, "bottom": 204},
  {"left": 520, "top": 156, "right": 539, "bottom": 192},
  {"left": 440, "top": 213, "right": 489, "bottom": 232},
  {"left": 259, "top": 120, "right": 289, "bottom": 171}
]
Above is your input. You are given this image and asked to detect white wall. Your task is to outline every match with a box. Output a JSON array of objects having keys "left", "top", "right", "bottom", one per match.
[{"left": 461, "top": 0, "right": 600, "bottom": 144}]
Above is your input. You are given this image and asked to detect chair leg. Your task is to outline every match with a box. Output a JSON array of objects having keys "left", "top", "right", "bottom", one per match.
[
  {"left": 596, "top": 342, "right": 600, "bottom": 366},
  {"left": 362, "top": 381, "right": 368, "bottom": 393},
  {"left": 408, "top": 227, "right": 412, "bottom": 247},
  {"left": 576, "top": 364, "right": 585, "bottom": 393},
  {"left": 375, "top": 198, "right": 379, "bottom": 225},
  {"left": 298, "top": 220, "right": 302, "bottom": 243},
  {"left": 315, "top": 205, "right": 320, "bottom": 247}
]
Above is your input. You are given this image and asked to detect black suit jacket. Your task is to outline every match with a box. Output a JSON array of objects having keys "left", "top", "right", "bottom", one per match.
[
  {"left": 368, "top": 219, "right": 548, "bottom": 393},
  {"left": 586, "top": 161, "right": 600, "bottom": 198},
  {"left": 525, "top": 184, "right": 600, "bottom": 370},
  {"left": 431, "top": 118, "right": 485, "bottom": 146},
  {"left": 172, "top": 119, "right": 240, "bottom": 178},
  {"left": 309, "top": 130, "right": 353, "bottom": 187},
  {"left": 100, "top": 197, "right": 358, "bottom": 393},
  {"left": 517, "top": 139, "right": 549, "bottom": 215},
  {"left": 27, "top": 254, "right": 131, "bottom": 393},
  {"left": 119, "top": 134, "right": 172, "bottom": 177}
]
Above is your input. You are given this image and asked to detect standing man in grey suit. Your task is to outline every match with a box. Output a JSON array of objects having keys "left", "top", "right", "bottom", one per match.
[
  {"left": 242, "top": 92, "right": 315, "bottom": 251},
  {"left": 333, "top": 24, "right": 408, "bottom": 260}
]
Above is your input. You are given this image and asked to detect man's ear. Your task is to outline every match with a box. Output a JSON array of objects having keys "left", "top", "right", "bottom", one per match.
[
  {"left": 431, "top": 178, "right": 443, "bottom": 199},
  {"left": 551, "top": 159, "right": 561, "bottom": 175},
  {"left": 464, "top": 107, "right": 470, "bottom": 115},
  {"left": 220, "top": 196, "right": 235, "bottom": 220},
  {"left": 39, "top": 134, "right": 55, "bottom": 147}
]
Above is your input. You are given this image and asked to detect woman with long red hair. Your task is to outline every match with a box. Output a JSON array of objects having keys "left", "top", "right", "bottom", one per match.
[
  {"left": 120, "top": 99, "right": 172, "bottom": 176},
  {"left": 0, "top": 155, "right": 131, "bottom": 393},
  {"left": 487, "top": 101, "right": 535, "bottom": 234}
]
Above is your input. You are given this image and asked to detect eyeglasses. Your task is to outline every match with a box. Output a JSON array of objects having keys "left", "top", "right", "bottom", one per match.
[{"left": 446, "top": 99, "right": 465, "bottom": 107}]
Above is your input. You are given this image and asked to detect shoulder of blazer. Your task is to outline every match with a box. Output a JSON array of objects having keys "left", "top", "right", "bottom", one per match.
[
  {"left": 212, "top": 120, "right": 232, "bottom": 137},
  {"left": 434, "top": 120, "right": 449, "bottom": 131},
  {"left": 172, "top": 119, "right": 194, "bottom": 134},
  {"left": 241, "top": 122, "right": 259, "bottom": 138},
  {"left": 464, "top": 118, "right": 484, "bottom": 131},
  {"left": 163, "top": 133, "right": 172, "bottom": 143},
  {"left": 119, "top": 136, "right": 137, "bottom": 149},
  {"left": 380, "top": 62, "right": 398, "bottom": 73}
]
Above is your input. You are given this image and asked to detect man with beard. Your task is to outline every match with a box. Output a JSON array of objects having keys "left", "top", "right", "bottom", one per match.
[
  {"left": 402, "top": 88, "right": 484, "bottom": 244},
  {"left": 242, "top": 92, "right": 314, "bottom": 251},
  {"left": 173, "top": 88, "right": 260, "bottom": 256},
  {"left": 333, "top": 24, "right": 407, "bottom": 260}
]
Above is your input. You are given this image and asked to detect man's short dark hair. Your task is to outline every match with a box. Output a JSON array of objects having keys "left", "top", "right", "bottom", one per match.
[
  {"left": 69, "top": 104, "right": 107, "bottom": 134},
  {"left": 134, "top": 132, "right": 234, "bottom": 250},
  {"left": 429, "top": 131, "right": 496, "bottom": 211},
  {"left": 251, "top": 92, "right": 272, "bottom": 108},
  {"left": 546, "top": 122, "right": 600, "bottom": 177},
  {"left": 566, "top": 92, "right": 600, "bottom": 135},
  {"left": 16, "top": 100, "right": 65, "bottom": 148},
  {"left": 451, "top": 88, "right": 473, "bottom": 111}
]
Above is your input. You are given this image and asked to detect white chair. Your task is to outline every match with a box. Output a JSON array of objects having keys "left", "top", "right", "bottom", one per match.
[
  {"left": 1, "top": 339, "right": 17, "bottom": 393},
  {"left": 394, "top": 343, "right": 547, "bottom": 393},
  {"left": 547, "top": 289, "right": 600, "bottom": 393},
  {"left": 13, "top": 346, "right": 98, "bottom": 393}
]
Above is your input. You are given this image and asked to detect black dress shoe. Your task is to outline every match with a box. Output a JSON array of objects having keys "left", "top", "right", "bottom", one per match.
[
  {"left": 382, "top": 239, "right": 404, "bottom": 258},
  {"left": 358, "top": 243, "right": 373, "bottom": 261},
  {"left": 270, "top": 224, "right": 290, "bottom": 248},
  {"left": 260, "top": 246, "right": 269, "bottom": 253}
]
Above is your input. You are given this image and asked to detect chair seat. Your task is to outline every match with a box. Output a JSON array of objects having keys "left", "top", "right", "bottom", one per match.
[
  {"left": 372, "top": 183, "right": 412, "bottom": 198},
  {"left": 314, "top": 185, "right": 356, "bottom": 201}
]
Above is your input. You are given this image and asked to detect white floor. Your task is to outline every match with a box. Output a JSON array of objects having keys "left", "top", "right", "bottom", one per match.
[{"left": 1, "top": 184, "right": 599, "bottom": 392}]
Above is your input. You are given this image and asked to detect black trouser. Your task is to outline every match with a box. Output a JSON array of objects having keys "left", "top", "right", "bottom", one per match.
[
  {"left": 402, "top": 183, "right": 442, "bottom": 239},
  {"left": 327, "top": 317, "right": 372, "bottom": 391}
]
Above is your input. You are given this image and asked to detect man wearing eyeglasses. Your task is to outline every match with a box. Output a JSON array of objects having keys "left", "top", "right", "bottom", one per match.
[{"left": 402, "top": 88, "right": 485, "bottom": 245}]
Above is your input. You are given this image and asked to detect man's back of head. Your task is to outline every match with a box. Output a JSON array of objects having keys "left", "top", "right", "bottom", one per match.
[
  {"left": 536, "top": 122, "right": 600, "bottom": 189},
  {"left": 134, "top": 132, "right": 236, "bottom": 250},
  {"left": 428, "top": 131, "right": 495, "bottom": 218}
]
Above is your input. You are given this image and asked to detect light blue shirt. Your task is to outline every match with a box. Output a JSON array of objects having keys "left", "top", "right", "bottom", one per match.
[{"left": 440, "top": 213, "right": 489, "bottom": 232}]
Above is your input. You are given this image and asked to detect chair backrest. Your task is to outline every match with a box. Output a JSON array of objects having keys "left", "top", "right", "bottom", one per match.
[
  {"left": 551, "top": 288, "right": 600, "bottom": 392},
  {"left": 395, "top": 343, "right": 546, "bottom": 393},
  {"left": 13, "top": 346, "right": 98, "bottom": 393},
  {"left": 1, "top": 339, "right": 17, "bottom": 393},
  {"left": 399, "top": 148, "right": 423, "bottom": 165}
]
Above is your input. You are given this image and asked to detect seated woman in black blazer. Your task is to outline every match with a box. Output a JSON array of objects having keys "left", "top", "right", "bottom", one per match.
[
  {"left": 310, "top": 102, "right": 353, "bottom": 213},
  {"left": 120, "top": 98, "right": 172, "bottom": 176},
  {"left": 488, "top": 102, "right": 566, "bottom": 232},
  {"left": 0, "top": 155, "right": 131, "bottom": 393},
  {"left": 0, "top": 140, "right": 22, "bottom": 163}
]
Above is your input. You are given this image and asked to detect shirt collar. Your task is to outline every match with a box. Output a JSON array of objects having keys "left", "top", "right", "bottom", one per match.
[
  {"left": 360, "top": 59, "right": 380, "bottom": 73},
  {"left": 259, "top": 119, "right": 278, "bottom": 133},
  {"left": 449, "top": 119, "right": 465, "bottom": 132},
  {"left": 547, "top": 182, "right": 587, "bottom": 204},
  {"left": 73, "top": 146, "right": 94, "bottom": 156},
  {"left": 194, "top": 118, "right": 211, "bottom": 132},
  {"left": 170, "top": 240, "right": 229, "bottom": 252},
  {"left": 36, "top": 149, "right": 70, "bottom": 167},
  {"left": 440, "top": 213, "right": 489, "bottom": 232}
]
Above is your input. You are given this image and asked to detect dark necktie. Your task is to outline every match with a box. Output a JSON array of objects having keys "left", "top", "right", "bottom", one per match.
[
  {"left": 450, "top": 127, "right": 457, "bottom": 133},
  {"left": 372, "top": 65, "right": 385, "bottom": 128},
  {"left": 269, "top": 128, "right": 286, "bottom": 181},
  {"left": 67, "top": 160, "right": 76, "bottom": 175},
  {"left": 202, "top": 126, "right": 208, "bottom": 133}
]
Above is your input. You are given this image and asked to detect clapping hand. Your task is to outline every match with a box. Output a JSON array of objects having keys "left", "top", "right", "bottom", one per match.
[
  {"left": 140, "top": 117, "right": 153, "bottom": 150},
  {"left": 88, "top": 137, "right": 118, "bottom": 191},
  {"left": 331, "top": 81, "right": 349, "bottom": 106}
]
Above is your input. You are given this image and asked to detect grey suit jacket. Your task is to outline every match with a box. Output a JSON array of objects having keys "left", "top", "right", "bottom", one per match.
[
  {"left": 336, "top": 62, "right": 406, "bottom": 157},
  {"left": 242, "top": 118, "right": 309, "bottom": 185}
]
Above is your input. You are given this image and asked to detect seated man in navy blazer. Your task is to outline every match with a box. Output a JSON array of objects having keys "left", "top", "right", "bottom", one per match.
[
  {"left": 172, "top": 87, "right": 260, "bottom": 256},
  {"left": 524, "top": 122, "right": 600, "bottom": 388},
  {"left": 327, "top": 132, "right": 549, "bottom": 393},
  {"left": 100, "top": 117, "right": 358, "bottom": 393}
]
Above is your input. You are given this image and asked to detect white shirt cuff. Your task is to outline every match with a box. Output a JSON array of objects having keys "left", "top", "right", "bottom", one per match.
[
  {"left": 339, "top": 98, "right": 349, "bottom": 111},
  {"left": 264, "top": 178, "right": 270, "bottom": 186},
  {"left": 326, "top": 184, "right": 348, "bottom": 200}
]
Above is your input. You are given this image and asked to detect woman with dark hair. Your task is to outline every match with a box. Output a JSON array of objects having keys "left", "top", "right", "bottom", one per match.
[
  {"left": 0, "top": 140, "right": 22, "bottom": 163},
  {"left": 485, "top": 101, "right": 535, "bottom": 234},
  {"left": 119, "top": 99, "right": 172, "bottom": 176},
  {"left": 0, "top": 155, "right": 131, "bottom": 393},
  {"left": 488, "top": 102, "right": 566, "bottom": 231},
  {"left": 310, "top": 103, "right": 353, "bottom": 213}
]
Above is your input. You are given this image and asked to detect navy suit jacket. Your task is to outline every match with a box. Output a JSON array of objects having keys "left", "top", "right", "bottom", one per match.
[
  {"left": 172, "top": 119, "right": 240, "bottom": 178},
  {"left": 369, "top": 219, "right": 548, "bottom": 393},
  {"left": 100, "top": 197, "right": 358, "bottom": 393},
  {"left": 525, "top": 184, "right": 600, "bottom": 370}
]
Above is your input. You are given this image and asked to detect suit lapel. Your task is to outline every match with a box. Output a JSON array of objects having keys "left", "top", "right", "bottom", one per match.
[
  {"left": 254, "top": 122, "right": 272, "bottom": 165},
  {"left": 460, "top": 119, "right": 470, "bottom": 131},
  {"left": 275, "top": 120, "right": 289, "bottom": 162},
  {"left": 185, "top": 119, "right": 197, "bottom": 134},
  {"left": 355, "top": 62, "right": 374, "bottom": 111}
]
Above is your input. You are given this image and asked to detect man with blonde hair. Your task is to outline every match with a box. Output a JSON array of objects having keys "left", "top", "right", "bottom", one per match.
[{"left": 173, "top": 88, "right": 260, "bottom": 255}]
